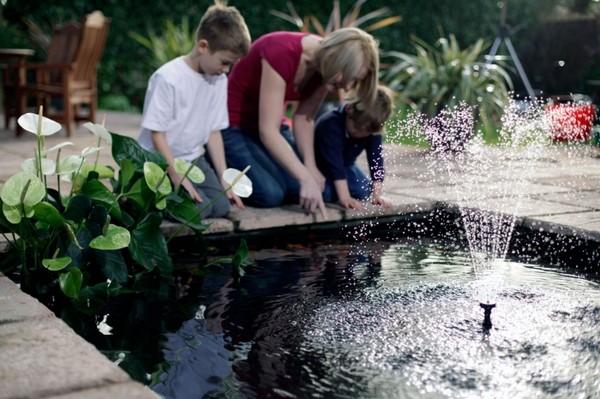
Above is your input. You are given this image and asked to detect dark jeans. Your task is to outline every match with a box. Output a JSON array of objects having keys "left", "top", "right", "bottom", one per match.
[
  {"left": 322, "top": 164, "right": 373, "bottom": 204},
  {"left": 221, "top": 125, "right": 300, "bottom": 208}
]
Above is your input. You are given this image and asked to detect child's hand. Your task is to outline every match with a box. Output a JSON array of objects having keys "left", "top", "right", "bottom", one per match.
[
  {"left": 181, "top": 178, "right": 203, "bottom": 203},
  {"left": 371, "top": 195, "right": 392, "bottom": 209},
  {"left": 227, "top": 190, "right": 245, "bottom": 210},
  {"left": 339, "top": 197, "right": 364, "bottom": 210},
  {"left": 220, "top": 179, "right": 245, "bottom": 210}
]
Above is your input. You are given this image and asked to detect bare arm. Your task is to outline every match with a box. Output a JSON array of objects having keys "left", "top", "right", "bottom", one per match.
[
  {"left": 258, "top": 59, "right": 327, "bottom": 218},
  {"left": 293, "top": 85, "right": 328, "bottom": 190},
  {"left": 206, "top": 130, "right": 244, "bottom": 210},
  {"left": 151, "top": 131, "right": 202, "bottom": 203}
]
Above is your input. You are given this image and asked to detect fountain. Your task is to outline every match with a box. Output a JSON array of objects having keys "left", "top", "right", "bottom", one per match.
[{"left": 90, "top": 97, "right": 600, "bottom": 398}]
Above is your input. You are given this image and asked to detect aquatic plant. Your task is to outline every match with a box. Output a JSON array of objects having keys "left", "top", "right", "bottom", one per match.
[{"left": 0, "top": 107, "right": 250, "bottom": 314}]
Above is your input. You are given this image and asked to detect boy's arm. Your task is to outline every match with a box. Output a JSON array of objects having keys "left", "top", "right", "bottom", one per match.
[
  {"left": 206, "top": 131, "right": 244, "bottom": 210},
  {"left": 151, "top": 131, "right": 203, "bottom": 203},
  {"left": 371, "top": 180, "right": 392, "bottom": 208},
  {"left": 334, "top": 179, "right": 364, "bottom": 210}
]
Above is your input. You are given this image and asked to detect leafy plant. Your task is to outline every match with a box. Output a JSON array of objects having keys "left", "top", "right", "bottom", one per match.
[
  {"left": 270, "top": 0, "right": 402, "bottom": 36},
  {"left": 0, "top": 108, "right": 251, "bottom": 315},
  {"left": 129, "top": 17, "right": 196, "bottom": 70},
  {"left": 382, "top": 34, "right": 513, "bottom": 132}
]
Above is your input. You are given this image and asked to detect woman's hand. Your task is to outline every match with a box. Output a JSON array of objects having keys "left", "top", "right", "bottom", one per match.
[{"left": 299, "top": 174, "right": 327, "bottom": 219}]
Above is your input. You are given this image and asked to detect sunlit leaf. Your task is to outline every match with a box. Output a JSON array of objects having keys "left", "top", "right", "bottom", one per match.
[
  {"left": 174, "top": 158, "right": 205, "bottom": 183},
  {"left": 144, "top": 162, "right": 171, "bottom": 195},
  {"left": 17, "top": 113, "right": 62, "bottom": 136},
  {"left": 156, "top": 196, "right": 167, "bottom": 210},
  {"left": 2, "top": 203, "right": 21, "bottom": 224},
  {"left": 89, "top": 224, "right": 131, "bottom": 250},
  {"left": 1, "top": 171, "right": 45, "bottom": 207},
  {"left": 42, "top": 257, "right": 72, "bottom": 271},
  {"left": 79, "top": 163, "right": 115, "bottom": 179},
  {"left": 223, "top": 167, "right": 253, "bottom": 198},
  {"left": 83, "top": 122, "right": 112, "bottom": 145},
  {"left": 59, "top": 268, "right": 83, "bottom": 298}
]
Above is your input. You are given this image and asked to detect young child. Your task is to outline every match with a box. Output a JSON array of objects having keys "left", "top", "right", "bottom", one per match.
[
  {"left": 315, "top": 85, "right": 394, "bottom": 210},
  {"left": 137, "top": 1, "right": 250, "bottom": 218}
]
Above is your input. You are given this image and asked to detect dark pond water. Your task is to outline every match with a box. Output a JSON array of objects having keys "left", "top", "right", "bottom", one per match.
[{"left": 94, "top": 230, "right": 600, "bottom": 399}]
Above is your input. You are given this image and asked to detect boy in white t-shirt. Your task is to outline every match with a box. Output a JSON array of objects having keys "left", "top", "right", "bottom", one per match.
[{"left": 138, "top": 1, "right": 250, "bottom": 218}]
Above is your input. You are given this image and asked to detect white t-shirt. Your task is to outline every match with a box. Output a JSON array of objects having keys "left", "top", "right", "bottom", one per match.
[{"left": 138, "top": 56, "right": 229, "bottom": 161}]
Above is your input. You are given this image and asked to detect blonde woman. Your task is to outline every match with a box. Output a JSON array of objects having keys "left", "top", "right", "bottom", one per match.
[{"left": 222, "top": 27, "right": 379, "bottom": 218}]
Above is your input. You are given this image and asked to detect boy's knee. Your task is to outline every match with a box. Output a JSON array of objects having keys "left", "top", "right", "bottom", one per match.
[{"left": 199, "top": 195, "right": 230, "bottom": 219}]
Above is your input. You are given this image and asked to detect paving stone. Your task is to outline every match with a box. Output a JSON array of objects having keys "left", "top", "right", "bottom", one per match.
[
  {"left": 456, "top": 197, "right": 589, "bottom": 218},
  {"left": 521, "top": 211, "right": 600, "bottom": 241},
  {"left": 536, "top": 190, "right": 600, "bottom": 210},
  {"left": 0, "top": 317, "right": 130, "bottom": 399},
  {"left": 46, "top": 382, "right": 160, "bottom": 399},
  {"left": 0, "top": 276, "right": 54, "bottom": 323}
]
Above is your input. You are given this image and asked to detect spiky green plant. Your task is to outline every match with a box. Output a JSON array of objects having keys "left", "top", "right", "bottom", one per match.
[
  {"left": 270, "top": 0, "right": 402, "bottom": 36},
  {"left": 382, "top": 34, "right": 513, "bottom": 132},
  {"left": 129, "top": 17, "right": 196, "bottom": 70}
]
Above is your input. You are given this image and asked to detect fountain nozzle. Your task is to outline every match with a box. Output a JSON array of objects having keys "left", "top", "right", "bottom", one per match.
[{"left": 479, "top": 302, "right": 496, "bottom": 330}]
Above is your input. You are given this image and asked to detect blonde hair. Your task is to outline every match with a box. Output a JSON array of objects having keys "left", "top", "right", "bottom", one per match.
[
  {"left": 196, "top": 0, "right": 251, "bottom": 56},
  {"left": 346, "top": 85, "right": 394, "bottom": 133},
  {"left": 314, "top": 27, "right": 380, "bottom": 108}
]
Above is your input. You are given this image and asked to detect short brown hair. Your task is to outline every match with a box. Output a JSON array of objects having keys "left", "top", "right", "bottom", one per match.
[
  {"left": 346, "top": 85, "right": 394, "bottom": 133},
  {"left": 196, "top": 1, "right": 251, "bottom": 56}
]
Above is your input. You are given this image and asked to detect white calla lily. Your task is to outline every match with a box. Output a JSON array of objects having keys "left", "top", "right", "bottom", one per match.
[
  {"left": 56, "top": 155, "right": 82, "bottom": 175},
  {"left": 43, "top": 142, "right": 74, "bottom": 155},
  {"left": 81, "top": 146, "right": 103, "bottom": 157},
  {"left": 83, "top": 122, "right": 112, "bottom": 145},
  {"left": 17, "top": 113, "right": 62, "bottom": 136},
  {"left": 21, "top": 158, "right": 56, "bottom": 176},
  {"left": 223, "top": 167, "right": 252, "bottom": 198}
]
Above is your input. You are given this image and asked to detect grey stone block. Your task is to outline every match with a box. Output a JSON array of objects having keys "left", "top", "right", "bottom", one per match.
[
  {"left": 0, "top": 317, "right": 130, "bottom": 399},
  {"left": 0, "top": 277, "right": 54, "bottom": 323}
]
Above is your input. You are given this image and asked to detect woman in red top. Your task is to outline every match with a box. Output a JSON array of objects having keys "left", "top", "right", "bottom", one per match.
[{"left": 222, "top": 27, "right": 379, "bottom": 218}]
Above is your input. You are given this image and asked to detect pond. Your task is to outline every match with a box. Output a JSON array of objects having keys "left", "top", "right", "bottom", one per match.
[{"left": 87, "top": 217, "right": 600, "bottom": 399}]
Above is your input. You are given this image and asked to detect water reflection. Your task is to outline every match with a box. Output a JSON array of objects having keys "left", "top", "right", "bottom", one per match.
[{"left": 150, "top": 238, "right": 600, "bottom": 398}]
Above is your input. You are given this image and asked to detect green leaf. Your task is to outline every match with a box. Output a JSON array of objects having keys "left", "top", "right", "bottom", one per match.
[
  {"left": 80, "top": 179, "right": 122, "bottom": 219},
  {"left": 78, "top": 163, "right": 115, "bottom": 180},
  {"left": 232, "top": 238, "right": 249, "bottom": 268},
  {"left": 119, "top": 158, "right": 136, "bottom": 190},
  {"left": 111, "top": 133, "right": 166, "bottom": 171},
  {"left": 89, "top": 224, "right": 131, "bottom": 250},
  {"left": 2, "top": 203, "right": 22, "bottom": 224},
  {"left": 144, "top": 162, "right": 171, "bottom": 195},
  {"left": 1, "top": 171, "right": 45, "bottom": 207},
  {"left": 96, "top": 250, "right": 129, "bottom": 283},
  {"left": 165, "top": 194, "right": 205, "bottom": 231},
  {"left": 174, "top": 158, "right": 205, "bottom": 184},
  {"left": 71, "top": 282, "right": 109, "bottom": 315},
  {"left": 42, "top": 257, "right": 72, "bottom": 271},
  {"left": 63, "top": 194, "right": 93, "bottom": 223},
  {"left": 59, "top": 268, "right": 83, "bottom": 299},
  {"left": 129, "top": 212, "right": 172, "bottom": 276},
  {"left": 33, "top": 201, "right": 65, "bottom": 227}
]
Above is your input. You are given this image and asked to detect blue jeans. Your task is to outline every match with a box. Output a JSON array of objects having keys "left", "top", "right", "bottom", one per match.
[
  {"left": 221, "top": 126, "right": 300, "bottom": 208},
  {"left": 322, "top": 164, "right": 372, "bottom": 204}
]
